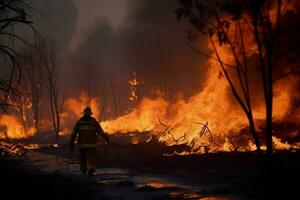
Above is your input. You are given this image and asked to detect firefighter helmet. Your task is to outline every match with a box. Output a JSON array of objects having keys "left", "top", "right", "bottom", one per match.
[{"left": 82, "top": 106, "right": 93, "bottom": 115}]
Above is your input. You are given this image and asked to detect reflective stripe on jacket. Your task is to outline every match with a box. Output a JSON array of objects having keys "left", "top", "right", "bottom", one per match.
[
  {"left": 79, "top": 143, "right": 97, "bottom": 148},
  {"left": 71, "top": 115, "right": 107, "bottom": 146}
]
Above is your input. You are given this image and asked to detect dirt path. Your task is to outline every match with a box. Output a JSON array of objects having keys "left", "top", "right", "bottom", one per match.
[
  {"left": 4, "top": 141, "right": 298, "bottom": 199},
  {"left": 18, "top": 150, "right": 238, "bottom": 200}
]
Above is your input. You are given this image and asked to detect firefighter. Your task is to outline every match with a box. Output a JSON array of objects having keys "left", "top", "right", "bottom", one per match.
[{"left": 70, "top": 106, "right": 109, "bottom": 176}]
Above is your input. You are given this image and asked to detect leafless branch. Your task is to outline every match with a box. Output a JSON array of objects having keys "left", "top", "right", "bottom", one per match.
[
  {"left": 170, "top": 132, "right": 187, "bottom": 143},
  {"left": 157, "top": 115, "right": 169, "bottom": 130},
  {"left": 225, "top": 136, "right": 240, "bottom": 152},
  {"left": 157, "top": 115, "right": 186, "bottom": 143},
  {"left": 186, "top": 42, "right": 237, "bottom": 70},
  {"left": 273, "top": 71, "right": 300, "bottom": 84},
  {"left": 194, "top": 121, "right": 213, "bottom": 140},
  {"left": 0, "top": 0, "right": 42, "bottom": 99}
]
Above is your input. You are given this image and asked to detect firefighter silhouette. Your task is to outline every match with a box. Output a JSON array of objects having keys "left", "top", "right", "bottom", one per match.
[{"left": 70, "top": 106, "right": 109, "bottom": 176}]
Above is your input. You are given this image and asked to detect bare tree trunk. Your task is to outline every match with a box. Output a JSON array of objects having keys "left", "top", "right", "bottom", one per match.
[
  {"left": 49, "top": 96, "right": 56, "bottom": 141},
  {"left": 18, "top": 97, "right": 28, "bottom": 135},
  {"left": 252, "top": 4, "right": 276, "bottom": 156},
  {"left": 21, "top": 49, "right": 44, "bottom": 136},
  {"left": 247, "top": 112, "right": 262, "bottom": 154},
  {"left": 55, "top": 111, "right": 60, "bottom": 144},
  {"left": 32, "top": 92, "right": 41, "bottom": 134},
  {"left": 209, "top": 33, "right": 262, "bottom": 154},
  {"left": 99, "top": 86, "right": 107, "bottom": 120},
  {"left": 110, "top": 80, "right": 119, "bottom": 117},
  {"left": 265, "top": 74, "right": 273, "bottom": 155},
  {"left": 41, "top": 41, "right": 65, "bottom": 144},
  {"left": 54, "top": 95, "right": 62, "bottom": 144}
]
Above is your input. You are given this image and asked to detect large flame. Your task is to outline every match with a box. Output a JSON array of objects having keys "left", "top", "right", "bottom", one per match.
[
  {"left": 102, "top": 95, "right": 169, "bottom": 133},
  {"left": 1, "top": 0, "right": 298, "bottom": 154},
  {"left": 0, "top": 115, "right": 35, "bottom": 139},
  {"left": 98, "top": 1, "right": 300, "bottom": 152},
  {"left": 60, "top": 2, "right": 300, "bottom": 152},
  {"left": 65, "top": 93, "right": 101, "bottom": 118},
  {"left": 100, "top": 61, "right": 299, "bottom": 152}
]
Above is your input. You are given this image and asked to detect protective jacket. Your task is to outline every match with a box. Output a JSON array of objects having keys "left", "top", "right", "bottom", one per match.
[{"left": 70, "top": 115, "right": 109, "bottom": 148}]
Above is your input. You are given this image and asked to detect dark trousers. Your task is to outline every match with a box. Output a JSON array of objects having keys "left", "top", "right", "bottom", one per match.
[{"left": 79, "top": 147, "right": 97, "bottom": 172}]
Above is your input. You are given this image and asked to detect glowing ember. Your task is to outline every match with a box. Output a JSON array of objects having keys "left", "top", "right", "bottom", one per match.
[
  {"left": 0, "top": 141, "right": 26, "bottom": 156},
  {"left": 128, "top": 72, "right": 140, "bottom": 102}
]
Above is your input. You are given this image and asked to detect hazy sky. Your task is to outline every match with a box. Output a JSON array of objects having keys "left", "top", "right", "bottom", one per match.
[
  {"left": 34, "top": 0, "right": 129, "bottom": 51},
  {"left": 71, "top": 0, "right": 129, "bottom": 50}
]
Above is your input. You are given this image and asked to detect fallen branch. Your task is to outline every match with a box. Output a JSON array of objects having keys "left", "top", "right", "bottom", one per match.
[
  {"left": 225, "top": 136, "right": 240, "bottom": 152},
  {"left": 157, "top": 115, "right": 170, "bottom": 132},
  {"left": 157, "top": 115, "right": 186, "bottom": 143},
  {"left": 194, "top": 121, "right": 213, "bottom": 140},
  {"left": 0, "top": 141, "right": 26, "bottom": 156},
  {"left": 170, "top": 132, "right": 187, "bottom": 143}
]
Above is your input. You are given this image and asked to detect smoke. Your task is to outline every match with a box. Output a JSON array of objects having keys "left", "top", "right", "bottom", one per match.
[
  {"left": 63, "top": 0, "right": 209, "bottom": 117},
  {"left": 34, "top": 0, "right": 78, "bottom": 48},
  {"left": 70, "top": 0, "right": 128, "bottom": 49},
  {"left": 32, "top": 0, "right": 300, "bottom": 121}
]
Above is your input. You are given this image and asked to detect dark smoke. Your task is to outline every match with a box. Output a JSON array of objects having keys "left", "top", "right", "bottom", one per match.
[
  {"left": 32, "top": 0, "right": 300, "bottom": 121},
  {"left": 34, "top": 0, "right": 78, "bottom": 48},
  {"left": 67, "top": 0, "right": 209, "bottom": 118}
]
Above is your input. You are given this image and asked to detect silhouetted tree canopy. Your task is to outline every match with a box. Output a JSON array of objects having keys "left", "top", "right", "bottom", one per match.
[{"left": 0, "top": 0, "right": 40, "bottom": 109}]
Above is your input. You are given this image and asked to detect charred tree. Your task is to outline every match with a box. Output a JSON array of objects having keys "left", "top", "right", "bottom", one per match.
[
  {"left": 176, "top": 0, "right": 289, "bottom": 156},
  {"left": 99, "top": 83, "right": 108, "bottom": 120},
  {"left": 0, "top": 0, "right": 40, "bottom": 106},
  {"left": 110, "top": 79, "right": 121, "bottom": 117},
  {"left": 21, "top": 48, "right": 44, "bottom": 135},
  {"left": 41, "top": 42, "right": 65, "bottom": 144}
]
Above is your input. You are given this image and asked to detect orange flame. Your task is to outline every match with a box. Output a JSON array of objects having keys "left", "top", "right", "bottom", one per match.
[
  {"left": 98, "top": 2, "right": 300, "bottom": 153},
  {"left": 0, "top": 115, "right": 35, "bottom": 139},
  {"left": 4, "top": 0, "right": 299, "bottom": 153},
  {"left": 128, "top": 72, "right": 141, "bottom": 102},
  {"left": 65, "top": 92, "right": 101, "bottom": 118}
]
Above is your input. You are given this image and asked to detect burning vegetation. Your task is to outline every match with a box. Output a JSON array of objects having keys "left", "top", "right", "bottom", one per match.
[
  {"left": 0, "top": 0, "right": 299, "bottom": 156},
  {"left": 1, "top": 1, "right": 300, "bottom": 199}
]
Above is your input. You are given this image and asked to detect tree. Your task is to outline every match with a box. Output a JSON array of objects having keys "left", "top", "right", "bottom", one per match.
[
  {"left": 18, "top": 47, "right": 44, "bottom": 134},
  {"left": 0, "top": 0, "right": 40, "bottom": 99},
  {"left": 176, "top": 0, "right": 292, "bottom": 155},
  {"left": 41, "top": 42, "right": 65, "bottom": 143}
]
